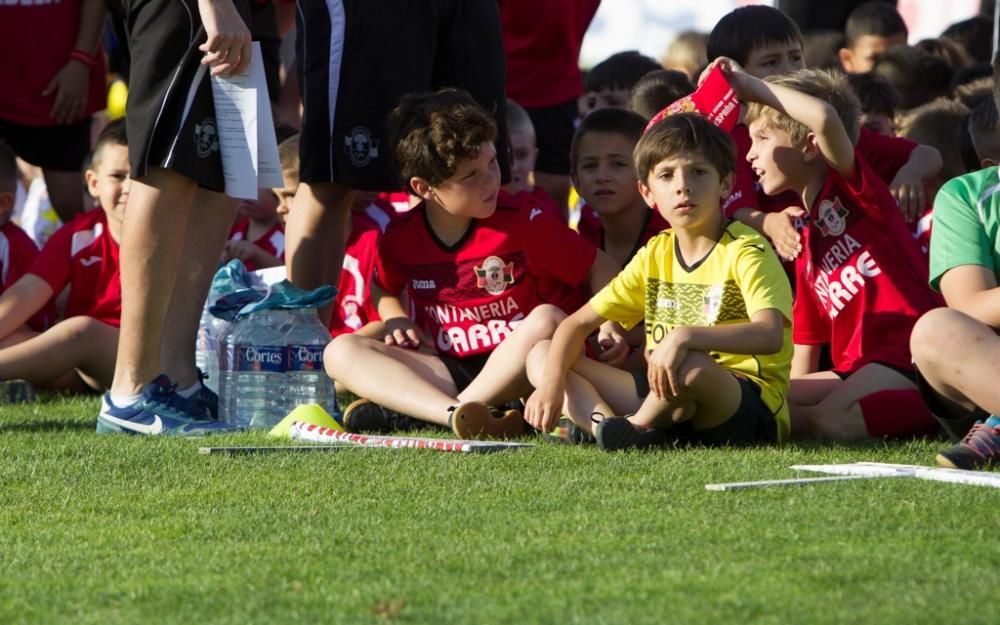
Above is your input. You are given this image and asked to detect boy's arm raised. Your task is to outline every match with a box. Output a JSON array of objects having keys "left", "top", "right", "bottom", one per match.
[
  {"left": 721, "top": 59, "right": 856, "bottom": 178},
  {"left": 0, "top": 275, "right": 54, "bottom": 342},
  {"left": 524, "top": 304, "right": 606, "bottom": 433}
]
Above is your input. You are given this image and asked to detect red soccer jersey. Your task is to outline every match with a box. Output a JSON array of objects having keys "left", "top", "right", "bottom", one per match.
[
  {"left": 375, "top": 196, "right": 597, "bottom": 358},
  {"left": 0, "top": 221, "right": 39, "bottom": 292},
  {"left": 228, "top": 219, "right": 285, "bottom": 272},
  {"left": 28, "top": 209, "right": 121, "bottom": 327},
  {"left": 723, "top": 124, "right": 761, "bottom": 217},
  {"left": 0, "top": 0, "right": 106, "bottom": 126},
  {"left": 330, "top": 202, "right": 389, "bottom": 337},
  {"left": 578, "top": 209, "right": 670, "bottom": 262},
  {"left": 501, "top": 0, "right": 600, "bottom": 108},
  {"left": 499, "top": 187, "right": 564, "bottom": 222},
  {"left": 792, "top": 155, "right": 941, "bottom": 374}
]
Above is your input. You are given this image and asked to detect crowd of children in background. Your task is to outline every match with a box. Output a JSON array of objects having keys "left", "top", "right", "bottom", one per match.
[{"left": 3, "top": 2, "right": 1000, "bottom": 469}]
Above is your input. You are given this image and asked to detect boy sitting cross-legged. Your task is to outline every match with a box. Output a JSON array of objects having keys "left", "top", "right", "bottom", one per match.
[
  {"left": 524, "top": 113, "right": 793, "bottom": 451},
  {"left": 326, "top": 89, "right": 620, "bottom": 439},
  {"left": 0, "top": 120, "right": 126, "bottom": 393},
  {"left": 730, "top": 62, "right": 942, "bottom": 440}
]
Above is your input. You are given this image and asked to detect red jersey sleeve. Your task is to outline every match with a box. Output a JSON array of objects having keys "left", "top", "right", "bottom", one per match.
[
  {"left": 723, "top": 124, "right": 760, "bottom": 218},
  {"left": 0, "top": 223, "right": 40, "bottom": 290},
  {"left": 521, "top": 206, "right": 597, "bottom": 287},
  {"left": 26, "top": 220, "right": 73, "bottom": 295},
  {"left": 373, "top": 226, "right": 407, "bottom": 295},
  {"left": 856, "top": 127, "right": 916, "bottom": 183}
]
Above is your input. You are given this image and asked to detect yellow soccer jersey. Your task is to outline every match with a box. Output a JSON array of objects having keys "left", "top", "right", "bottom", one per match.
[{"left": 590, "top": 220, "right": 794, "bottom": 439}]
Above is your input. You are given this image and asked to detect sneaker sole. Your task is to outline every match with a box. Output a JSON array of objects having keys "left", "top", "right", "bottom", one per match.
[
  {"left": 595, "top": 417, "right": 640, "bottom": 451},
  {"left": 451, "top": 404, "right": 526, "bottom": 440}
]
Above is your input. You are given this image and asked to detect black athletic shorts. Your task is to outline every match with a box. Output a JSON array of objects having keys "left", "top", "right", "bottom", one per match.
[
  {"left": 440, "top": 352, "right": 491, "bottom": 394},
  {"left": 832, "top": 360, "right": 918, "bottom": 384},
  {"left": 631, "top": 370, "right": 778, "bottom": 446},
  {"left": 913, "top": 363, "right": 987, "bottom": 442},
  {"left": 295, "top": 0, "right": 510, "bottom": 190},
  {"left": 108, "top": 0, "right": 251, "bottom": 192},
  {"left": 524, "top": 97, "right": 579, "bottom": 177},
  {"left": 0, "top": 117, "right": 91, "bottom": 172}
]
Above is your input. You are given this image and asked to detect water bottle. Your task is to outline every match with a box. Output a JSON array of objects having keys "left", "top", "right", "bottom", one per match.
[
  {"left": 194, "top": 288, "right": 231, "bottom": 393},
  {"left": 281, "top": 308, "right": 339, "bottom": 420},
  {"left": 221, "top": 310, "right": 287, "bottom": 429}
]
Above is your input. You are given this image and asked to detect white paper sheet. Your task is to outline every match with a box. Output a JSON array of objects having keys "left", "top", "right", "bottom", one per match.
[{"left": 210, "top": 42, "right": 283, "bottom": 199}]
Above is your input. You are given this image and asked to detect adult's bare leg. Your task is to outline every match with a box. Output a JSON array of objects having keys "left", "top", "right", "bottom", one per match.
[
  {"left": 158, "top": 187, "right": 239, "bottom": 389},
  {"left": 284, "top": 180, "right": 353, "bottom": 324},
  {"left": 110, "top": 167, "right": 196, "bottom": 396}
]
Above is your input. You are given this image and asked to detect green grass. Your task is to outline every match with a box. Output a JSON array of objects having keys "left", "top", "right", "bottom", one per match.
[{"left": 1, "top": 394, "right": 998, "bottom": 625}]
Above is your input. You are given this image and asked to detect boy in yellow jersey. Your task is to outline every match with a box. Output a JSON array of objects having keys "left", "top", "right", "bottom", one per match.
[{"left": 524, "top": 113, "right": 793, "bottom": 451}]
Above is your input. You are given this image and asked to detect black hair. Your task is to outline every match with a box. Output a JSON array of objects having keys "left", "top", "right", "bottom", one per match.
[
  {"left": 847, "top": 72, "right": 898, "bottom": 117},
  {"left": 707, "top": 5, "right": 803, "bottom": 66},
  {"left": 628, "top": 70, "right": 695, "bottom": 120},
  {"left": 873, "top": 46, "right": 953, "bottom": 110},
  {"left": 942, "top": 16, "right": 993, "bottom": 65},
  {"left": 585, "top": 51, "right": 663, "bottom": 94},
  {"left": 844, "top": 1, "right": 908, "bottom": 48}
]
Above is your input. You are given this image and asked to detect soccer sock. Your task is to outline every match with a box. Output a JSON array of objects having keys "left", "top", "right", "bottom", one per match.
[
  {"left": 108, "top": 393, "right": 143, "bottom": 409},
  {"left": 177, "top": 382, "right": 202, "bottom": 399},
  {"left": 859, "top": 389, "right": 938, "bottom": 438}
]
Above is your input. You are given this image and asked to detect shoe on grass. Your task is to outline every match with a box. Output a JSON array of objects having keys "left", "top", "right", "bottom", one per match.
[
  {"left": 0, "top": 380, "right": 37, "bottom": 404},
  {"left": 97, "top": 375, "right": 242, "bottom": 436},
  {"left": 544, "top": 417, "right": 595, "bottom": 445},
  {"left": 449, "top": 401, "right": 526, "bottom": 440},
  {"left": 342, "top": 398, "right": 429, "bottom": 433},
  {"left": 594, "top": 416, "right": 667, "bottom": 452},
  {"left": 936, "top": 417, "right": 1000, "bottom": 470}
]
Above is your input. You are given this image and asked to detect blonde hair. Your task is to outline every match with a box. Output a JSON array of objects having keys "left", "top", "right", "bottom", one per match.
[
  {"left": 278, "top": 134, "right": 300, "bottom": 189},
  {"left": 745, "top": 68, "right": 861, "bottom": 147}
]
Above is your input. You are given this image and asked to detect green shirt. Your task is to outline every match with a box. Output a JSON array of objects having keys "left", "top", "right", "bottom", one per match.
[{"left": 930, "top": 166, "right": 1000, "bottom": 291}]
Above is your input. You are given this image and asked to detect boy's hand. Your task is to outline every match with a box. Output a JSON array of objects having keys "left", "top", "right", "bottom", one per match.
[
  {"left": 596, "top": 320, "right": 629, "bottom": 368},
  {"left": 224, "top": 240, "right": 261, "bottom": 264},
  {"left": 198, "top": 0, "right": 252, "bottom": 76},
  {"left": 647, "top": 329, "right": 691, "bottom": 399},
  {"left": 524, "top": 380, "right": 565, "bottom": 434},
  {"left": 43, "top": 60, "right": 90, "bottom": 124},
  {"left": 383, "top": 317, "right": 432, "bottom": 351},
  {"left": 889, "top": 167, "right": 926, "bottom": 224},
  {"left": 763, "top": 207, "right": 805, "bottom": 261}
]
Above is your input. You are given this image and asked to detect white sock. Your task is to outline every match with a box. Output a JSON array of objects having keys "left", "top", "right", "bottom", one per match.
[
  {"left": 177, "top": 382, "right": 202, "bottom": 398},
  {"left": 108, "top": 393, "right": 143, "bottom": 408}
]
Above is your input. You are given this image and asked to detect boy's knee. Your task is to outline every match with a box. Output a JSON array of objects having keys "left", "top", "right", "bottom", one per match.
[
  {"left": 910, "top": 308, "right": 965, "bottom": 369},
  {"left": 324, "top": 333, "right": 363, "bottom": 376},
  {"left": 677, "top": 351, "right": 718, "bottom": 391},
  {"left": 517, "top": 305, "right": 565, "bottom": 341},
  {"left": 525, "top": 340, "right": 552, "bottom": 383},
  {"left": 57, "top": 316, "right": 103, "bottom": 342}
]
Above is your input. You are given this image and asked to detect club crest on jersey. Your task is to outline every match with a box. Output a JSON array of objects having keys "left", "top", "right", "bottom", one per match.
[
  {"left": 703, "top": 285, "right": 724, "bottom": 324},
  {"left": 193, "top": 119, "right": 219, "bottom": 158},
  {"left": 816, "top": 197, "right": 849, "bottom": 237},
  {"left": 474, "top": 256, "right": 515, "bottom": 295},
  {"left": 344, "top": 127, "right": 379, "bottom": 167}
]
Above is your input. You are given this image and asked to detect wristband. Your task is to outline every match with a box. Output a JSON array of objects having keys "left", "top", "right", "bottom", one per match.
[{"left": 69, "top": 49, "right": 98, "bottom": 68}]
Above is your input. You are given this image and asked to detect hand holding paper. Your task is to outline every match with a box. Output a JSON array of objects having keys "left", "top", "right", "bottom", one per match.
[{"left": 209, "top": 41, "right": 283, "bottom": 200}]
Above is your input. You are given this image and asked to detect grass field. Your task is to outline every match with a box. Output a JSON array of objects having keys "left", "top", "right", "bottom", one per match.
[{"left": 2, "top": 394, "right": 999, "bottom": 625}]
